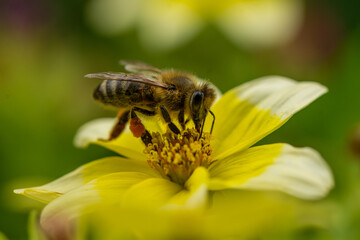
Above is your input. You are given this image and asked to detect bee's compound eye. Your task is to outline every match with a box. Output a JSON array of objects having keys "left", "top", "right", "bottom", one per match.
[{"left": 191, "top": 91, "right": 204, "bottom": 111}]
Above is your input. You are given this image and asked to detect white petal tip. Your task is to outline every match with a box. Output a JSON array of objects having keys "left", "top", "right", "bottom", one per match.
[
  {"left": 235, "top": 144, "right": 334, "bottom": 200},
  {"left": 276, "top": 145, "right": 334, "bottom": 200},
  {"left": 13, "top": 189, "right": 25, "bottom": 194},
  {"left": 84, "top": 74, "right": 93, "bottom": 78},
  {"left": 73, "top": 118, "right": 116, "bottom": 148}
]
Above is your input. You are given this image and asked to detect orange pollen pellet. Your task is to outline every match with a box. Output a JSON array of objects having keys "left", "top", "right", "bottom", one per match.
[{"left": 130, "top": 117, "right": 146, "bottom": 138}]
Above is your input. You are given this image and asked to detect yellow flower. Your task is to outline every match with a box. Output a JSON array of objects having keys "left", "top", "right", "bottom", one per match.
[
  {"left": 86, "top": 0, "right": 303, "bottom": 50},
  {"left": 15, "top": 76, "right": 333, "bottom": 235},
  {"left": 83, "top": 190, "right": 333, "bottom": 239}
]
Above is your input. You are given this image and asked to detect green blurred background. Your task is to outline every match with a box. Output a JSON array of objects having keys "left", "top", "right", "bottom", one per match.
[{"left": 0, "top": 0, "right": 359, "bottom": 239}]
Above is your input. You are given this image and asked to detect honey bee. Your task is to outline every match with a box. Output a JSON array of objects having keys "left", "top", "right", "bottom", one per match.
[{"left": 86, "top": 61, "right": 217, "bottom": 145}]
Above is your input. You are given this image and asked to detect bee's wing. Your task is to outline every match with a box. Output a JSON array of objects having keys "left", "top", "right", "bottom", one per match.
[
  {"left": 119, "top": 60, "right": 162, "bottom": 74},
  {"left": 85, "top": 72, "right": 169, "bottom": 89}
]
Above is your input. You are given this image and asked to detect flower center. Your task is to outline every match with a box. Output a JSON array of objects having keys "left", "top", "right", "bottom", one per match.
[{"left": 144, "top": 129, "right": 214, "bottom": 186}]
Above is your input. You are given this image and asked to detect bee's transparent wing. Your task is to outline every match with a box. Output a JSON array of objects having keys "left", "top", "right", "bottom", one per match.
[
  {"left": 85, "top": 72, "right": 169, "bottom": 89},
  {"left": 120, "top": 60, "right": 162, "bottom": 74}
]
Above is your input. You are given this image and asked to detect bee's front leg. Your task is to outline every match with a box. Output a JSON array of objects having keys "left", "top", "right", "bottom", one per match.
[
  {"left": 160, "top": 105, "right": 181, "bottom": 135},
  {"left": 178, "top": 109, "right": 185, "bottom": 130}
]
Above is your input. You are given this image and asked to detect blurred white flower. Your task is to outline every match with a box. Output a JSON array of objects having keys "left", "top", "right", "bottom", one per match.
[
  {"left": 217, "top": 0, "right": 303, "bottom": 49},
  {"left": 86, "top": 0, "right": 303, "bottom": 51}
]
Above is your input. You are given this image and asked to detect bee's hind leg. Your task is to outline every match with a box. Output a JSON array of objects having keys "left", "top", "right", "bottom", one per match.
[
  {"left": 130, "top": 107, "right": 155, "bottom": 146},
  {"left": 160, "top": 105, "right": 180, "bottom": 135},
  {"left": 108, "top": 110, "right": 130, "bottom": 141}
]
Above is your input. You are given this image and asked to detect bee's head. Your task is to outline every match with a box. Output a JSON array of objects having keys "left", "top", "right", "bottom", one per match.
[{"left": 190, "top": 84, "right": 216, "bottom": 132}]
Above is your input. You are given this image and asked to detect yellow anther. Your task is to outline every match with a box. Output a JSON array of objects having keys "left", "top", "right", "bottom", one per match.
[{"left": 143, "top": 129, "right": 213, "bottom": 185}]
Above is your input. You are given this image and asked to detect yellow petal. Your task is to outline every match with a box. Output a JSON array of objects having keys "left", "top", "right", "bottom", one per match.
[
  {"left": 209, "top": 144, "right": 282, "bottom": 189},
  {"left": 74, "top": 118, "right": 145, "bottom": 158},
  {"left": 94, "top": 132, "right": 146, "bottom": 159},
  {"left": 74, "top": 117, "right": 164, "bottom": 159},
  {"left": 121, "top": 178, "right": 182, "bottom": 209},
  {"left": 14, "top": 156, "right": 158, "bottom": 203},
  {"left": 40, "top": 172, "right": 153, "bottom": 232},
  {"left": 209, "top": 144, "right": 334, "bottom": 200},
  {"left": 166, "top": 167, "right": 209, "bottom": 210},
  {"left": 121, "top": 167, "right": 210, "bottom": 211},
  {"left": 211, "top": 76, "right": 327, "bottom": 159}
]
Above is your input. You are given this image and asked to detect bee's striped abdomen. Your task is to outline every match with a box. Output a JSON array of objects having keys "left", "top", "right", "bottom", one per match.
[{"left": 93, "top": 80, "right": 155, "bottom": 108}]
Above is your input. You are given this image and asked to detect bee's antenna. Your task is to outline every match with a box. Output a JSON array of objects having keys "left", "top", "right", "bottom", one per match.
[{"left": 209, "top": 110, "right": 215, "bottom": 135}]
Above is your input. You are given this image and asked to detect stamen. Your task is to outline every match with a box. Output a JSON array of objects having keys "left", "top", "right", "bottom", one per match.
[{"left": 144, "top": 129, "right": 214, "bottom": 186}]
